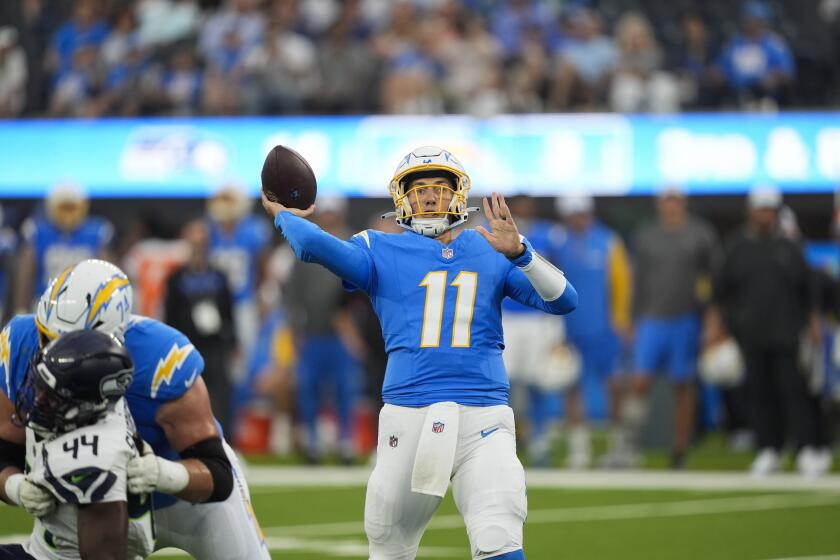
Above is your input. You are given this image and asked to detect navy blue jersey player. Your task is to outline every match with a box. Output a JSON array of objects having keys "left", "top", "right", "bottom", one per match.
[{"left": 262, "top": 146, "right": 578, "bottom": 560}]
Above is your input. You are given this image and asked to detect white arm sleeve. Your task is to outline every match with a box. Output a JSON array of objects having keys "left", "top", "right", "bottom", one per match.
[{"left": 518, "top": 252, "right": 568, "bottom": 301}]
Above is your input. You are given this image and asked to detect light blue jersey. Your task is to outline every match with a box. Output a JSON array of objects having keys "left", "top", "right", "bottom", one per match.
[
  {"left": 22, "top": 216, "right": 114, "bottom": 298},
  {"left": 208, "top": 216, "right": 271, "bottom": 303},
  {"left": 1, "top": 314, "right": 205, "bottom": 509},
  {"left": 274, "top": 212, "right": 577, "bottom": 408}
]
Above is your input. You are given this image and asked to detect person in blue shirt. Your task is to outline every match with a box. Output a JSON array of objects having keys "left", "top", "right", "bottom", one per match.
[
  {"left": 0, "top": 259, "right": 269, "bottom": 559},
  {"left": 555, "top": 195, "right": 634, "bottom": 469},
  {"left": 262, "top": 145, "right": 577, "bottom": 560},
  {"left": 718, "top": 0, "right": 795, "bottom": 107},
  {"left": 14, "top": 184, "right": 113, "bottom": 316},
  {"left": 500, "top": 196, "right": 566, "bottom": 467},
  {"left": 206, "top": 183, "right": 272, "bottom": 386}
]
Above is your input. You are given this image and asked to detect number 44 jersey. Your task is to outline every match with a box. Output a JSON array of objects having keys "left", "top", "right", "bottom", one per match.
[{"left": 24, "top": 399, "right": 154, "bottom": 560}]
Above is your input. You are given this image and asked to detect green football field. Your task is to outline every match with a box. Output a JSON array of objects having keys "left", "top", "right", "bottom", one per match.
[{"left": 2, "top": 468, "right": 840, "bottom": 559}]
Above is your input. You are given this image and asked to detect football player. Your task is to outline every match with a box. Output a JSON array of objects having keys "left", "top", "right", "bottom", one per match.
[
  {"left": 14, "top": 184, "right": 113, "bottom": 314},
  {"left": 262, "top": 146, "right": 578, "bottom": 560},
  {"left": 0, "top": 259, "right": 269, "bottom": 559},
  {"left": 0, "top": 329, "right": 154, "bottom": 560}
]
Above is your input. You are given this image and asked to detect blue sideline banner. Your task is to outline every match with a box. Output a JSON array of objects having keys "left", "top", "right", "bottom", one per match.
[{"left": 0, "top": 112, "right": 838, "bottom": 198}]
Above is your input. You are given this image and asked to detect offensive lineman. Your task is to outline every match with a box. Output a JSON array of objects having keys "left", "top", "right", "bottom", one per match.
[
  {"left": 262, "top": 146, "right": 578, "bottom": 559},
  {"left": 0, "top": 260, "right": 269, "bottom": 559},
  {"left": 0, "top": 329, "right": 154, "bottom": 560}
]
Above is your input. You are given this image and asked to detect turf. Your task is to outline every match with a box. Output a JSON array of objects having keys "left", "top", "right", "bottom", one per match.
[{"left": 2, "top": 485, "right": 839, "bottom": 559}]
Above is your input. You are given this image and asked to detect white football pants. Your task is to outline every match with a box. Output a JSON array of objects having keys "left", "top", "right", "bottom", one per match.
[
  {"left": 502, "top": 312, "right": 564, "bottom": 387},
  {"left": 366, "top": 404, "right": 527, "bottom": 560},
  {"left": 153, "top": 442, "right": 270, "bottom": 559}
]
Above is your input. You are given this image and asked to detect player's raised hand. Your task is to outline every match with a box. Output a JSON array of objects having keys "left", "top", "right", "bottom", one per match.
[
  {"left": 475, "top": 192, "right": 525, "bottom": 258},
  {"left": 260, "top": 191, "right": 315, "bottom": 220}
]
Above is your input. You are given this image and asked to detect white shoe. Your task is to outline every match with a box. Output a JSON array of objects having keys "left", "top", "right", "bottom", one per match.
[
  {"left": 750, "top": 448, "right": 781, "bottom": 476},
  {"left": 566, "top": 426, "right": 591, "bottom": 470},
  {"left": 797, "top": 446, "right": 832, "bottom": 478}
]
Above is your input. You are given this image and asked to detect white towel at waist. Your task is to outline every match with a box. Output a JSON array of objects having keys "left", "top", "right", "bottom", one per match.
[{"left": 410, "top": 401, "right": 460, "bottom": 497}]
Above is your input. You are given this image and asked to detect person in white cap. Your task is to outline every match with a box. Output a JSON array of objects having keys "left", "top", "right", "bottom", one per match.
[
  {"left": 709, "top": 185, "right": 829, "bottom": 476},
  {"left": 554, "top": 194, "right": 634, "bottom": 468},
  {"left": 14, "top": 184, "right": 113, "bottom": 314}
]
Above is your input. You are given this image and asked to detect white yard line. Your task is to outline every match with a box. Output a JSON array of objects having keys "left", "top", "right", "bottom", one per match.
[
  {"left": 3, "top": 493, "right": 839, "bottom": 557},
  {"left": 243, "top": 466, "right": 840, "bottom": 493},
  {"left": 263, "top": 493, "right": 840, "bottom": 537}
]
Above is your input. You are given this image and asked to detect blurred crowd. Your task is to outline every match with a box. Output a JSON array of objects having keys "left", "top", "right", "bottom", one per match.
[
  {"left": 1, "top": 182, "right": 839, "bottom": 475},
  {"left": 1, "top": 0, "right": 839, "bottom": 118}
]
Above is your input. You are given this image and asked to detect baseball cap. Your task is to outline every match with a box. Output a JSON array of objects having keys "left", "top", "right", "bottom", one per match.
[
  {"left": 747, "top": 185, "right": 782, "bottom": 209},
  {"left": 555, "top": 194, "right": 594, "bottom": 217}
]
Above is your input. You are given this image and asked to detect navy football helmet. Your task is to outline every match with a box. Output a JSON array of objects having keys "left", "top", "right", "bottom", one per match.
[{"left": 15, "top": 330, "right": 134, "bottom": 435}]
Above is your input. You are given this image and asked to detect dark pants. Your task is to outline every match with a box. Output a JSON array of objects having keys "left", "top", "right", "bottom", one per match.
[
  {"left": 0, "top": 545, "right": 36, "bottom": 559},
  {"left": 742, "top": 345, "right": 819, "bottom": 451},
  {"left": 197, "top": 343, "right": 232, "bottom": 438}
]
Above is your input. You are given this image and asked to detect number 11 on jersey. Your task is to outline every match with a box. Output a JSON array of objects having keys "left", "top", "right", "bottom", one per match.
[{"left": 419, "top": 271, "right": 478, "bottom": 348}]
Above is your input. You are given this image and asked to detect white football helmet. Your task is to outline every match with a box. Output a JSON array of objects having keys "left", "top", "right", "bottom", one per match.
[
  {"left": 541, "top": 343, "right": 582, "bottom": 391},
  {"left": 35, "top": 259, "right": 133, "bottom": 343},
  {"left": 387, "top": 146, "right": 476, "bottom": 237},
  {"left": 698, "top": 338, "right": 744, "bottom": 387}
]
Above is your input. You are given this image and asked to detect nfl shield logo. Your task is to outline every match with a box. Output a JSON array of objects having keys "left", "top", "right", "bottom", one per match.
[
  {"left": 389, "top": 435, "right": 398, "bottom": 448},
  {"left": 432, "top": 422, "right": 445, "bottom": 433},
  {"left": 442, "top": 248, "right": 453, "bottom": 259}
]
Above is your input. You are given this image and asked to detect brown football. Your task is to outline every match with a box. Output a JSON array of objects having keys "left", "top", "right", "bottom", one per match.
[{"left": 260, "top": 145, "right": 317, "bottom": 209}]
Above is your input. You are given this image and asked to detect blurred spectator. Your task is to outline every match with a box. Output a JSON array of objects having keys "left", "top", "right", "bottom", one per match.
[
  {"left": 47, "top": 0, "right": 108, "bottom": 81},
  {"left": 668, "top": 12, "right": 724, "bottom": 110},
  {"left": 608, "top": 11, "right": 679, "bottom": 113},
  {"left": 505, "top": 22, "right": 549, "bottom": 113},
  {"left": 49, "top": 44, "right": 108, "bottom": 117},
  {"left": 489, "top": 0, "right": 553, "bottom": 60},
  {"left": 199, "top": 0, "right": 266, "bottom": 114},
  {"left": 0, "top": 205, "right": 17, "bottom": 325},
  {"left": 0, "top": 27, "right": 27, "bottom": 117},
  {"left": 14, "top": 184, "right": 113, "bottom": 314},
  {"left": 711, "top": 186, "right": 829, "bottom": 476},
  {"left": 501, "top": 196, "right": 565, "bottom": 466},
  {"left": 199, "top": 0, "right": 265, "bottom": 64},
  {"left": 101, "top": 5, "right": 141, "bottom": 69},
  {"left": 316, "top": 8, "right": 379, "bottom": 113},
  {"left": 244, "top": 0, "right": 321, "bottom": 114},
  {"left": 164, "top": 219, "right": 237, "bottom": 435},
  {"left": 156, "top": 44, "right": 204, "bottom": 115},
  {"left": 628, "top": 186, "right": 719, "bottom": 468},
  {"left": 136, "top": 0, "right": 201, "bottom": 48},
  {"left": 549, "top": 7, "right": 616, "bottom": 111},
  {"left": 555, "top": 194, "right": 634, "bottom": 468},
  {"left": 439, "top": 12, "right": 505, "bottom": 116},
  {"left": 380, "top": 16, "right": 445, "bottom": 114},
  {"left": 284, "top": 197, "right": 360, "bottom": 464},
  {"left": 718, "top": 0, "right": 795, "bottom": 109},
  {"left": 206, "top": 184, "right": 272, "bottom": 384}
]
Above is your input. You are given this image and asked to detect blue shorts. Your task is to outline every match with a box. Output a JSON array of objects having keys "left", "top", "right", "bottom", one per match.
[
  {"left": 569, "top": 332, "right": 621, "bottom": 380},
  {"left": 633, "top": 314, "right": 701, "bottom": 381}
]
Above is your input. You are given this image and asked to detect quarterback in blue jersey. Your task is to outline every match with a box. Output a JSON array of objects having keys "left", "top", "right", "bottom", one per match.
[
  {"left": 262, "top": 146, "right": 577, "bottom": 560},
  {"left": 0, "top": 260, "right": 269, "bottom": 559},
  {"left": 14, "top": 185, "right": 114, "bottom": 314}
]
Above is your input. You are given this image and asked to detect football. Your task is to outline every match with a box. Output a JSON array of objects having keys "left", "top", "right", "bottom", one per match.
[{"left": 260, "top": 145, "right": 317, "bottom": 209}]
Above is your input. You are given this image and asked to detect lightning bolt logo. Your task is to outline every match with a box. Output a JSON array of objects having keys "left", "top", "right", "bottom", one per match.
[
  {"left": 1, "top": 327, "right": 10, "bottom": 396},
  {"left": 151, "top": 343, "right": 194, "bottom": 398},
  {"left": 45, "top": 266, "right": 73, "bottom": 320},
  {"left": 85, "top": 275, "right": 130, "bottom": 329}
]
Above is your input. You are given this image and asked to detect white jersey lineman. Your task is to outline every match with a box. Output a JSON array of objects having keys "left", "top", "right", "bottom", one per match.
[{"left": 23, "top": 399, "right": 154, "bottom": 560}]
